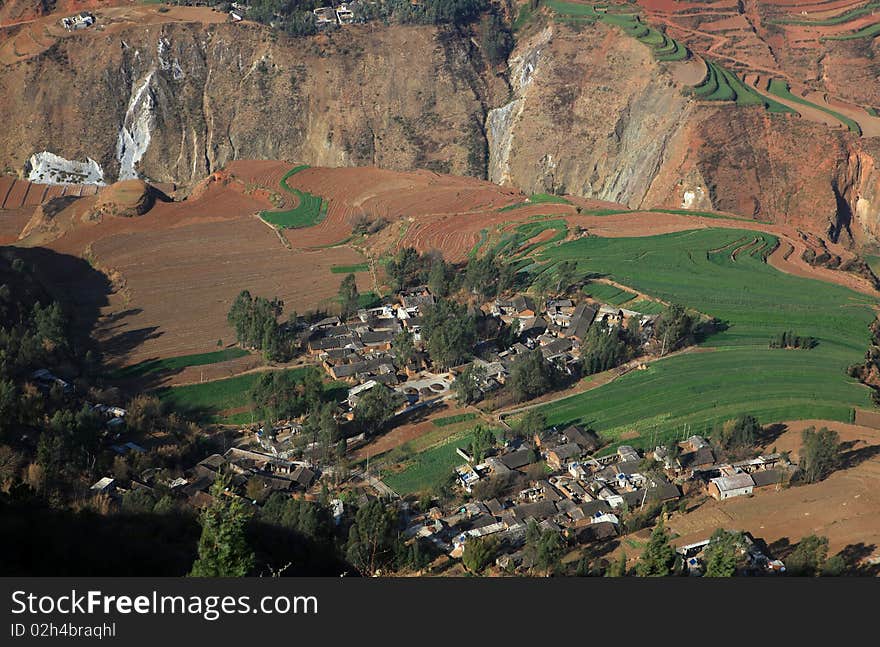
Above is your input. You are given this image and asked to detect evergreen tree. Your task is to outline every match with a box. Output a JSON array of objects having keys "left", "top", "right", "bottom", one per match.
[
  {"left": 338, "top": 273, "right": 360, "bottom": 320},
  {"left": 452, "top": 362, "right": 486, "bottom": 405},
  {"left": 189, "top": 476, "right": 255, "bottom": 577},
  {"left": 703, "top": 529, "right": 745, "bottom": 577},
  {"left": 636, "top": 520, "right": 676, "bottom": 577}
]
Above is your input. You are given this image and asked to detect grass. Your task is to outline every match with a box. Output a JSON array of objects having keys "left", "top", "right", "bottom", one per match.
[
  {"left": 330, "top": 263, "right": 370, "bottom": 274},
  {"left": 692, "top": 62, "right": 796, "bottom": 115},
  {"left": 381, "top": 427, "right": 502, "bottom": 495},
  {"left": 625, "top": 299, "right": 666, "bottom": 315},
  {"left": 109, "top": 348, "right": 250, "bottom": 380},
  {"left": 766, "top": 78, "right": 861, "bottom": 135},
  {"left": 261, "top": 165, "right": 329, "bottom": 229},
  {"left": 532, "top": 228, "right": 876, "bottom": 446},
  {"left": 153, "top": 366, "right": 317, "bottom": 423},
  {"left": 433, "top": 413, "right": 478, "bottom": 427},
  {"left": 583, "top": 281, "right": 637, "bottom": 305}
]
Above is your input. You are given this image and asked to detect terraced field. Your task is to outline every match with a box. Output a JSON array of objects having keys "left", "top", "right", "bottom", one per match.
[
  {"left": 260, "top": 165, "right": 329, "bottom": 230},
  {"left": 532, "top": 228, "right": 877, "bottom": 447}
]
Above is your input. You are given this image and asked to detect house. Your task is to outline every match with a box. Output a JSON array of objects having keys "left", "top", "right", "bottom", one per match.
[
  {"left": 546, "top": 442, "right": 583, "bottom": 470},
  {"left": 499, "top": 448, "right": 536, "bottom": 470},
  {"left": 751, "top": 469, "right": 786, "bottom": 490},
  {"left": 561, "top": 425, "right": 601, "bottom": 454},
  {"left": 494, "top": 295, "right": 536, "bottom": 320},
  {"left": 562, "top": 302, "right": 598, "bottom": 340},
  {"left": 336, "top": 2, "right": 356, "bottom": 23},
  {"left": 90, "top": 477, "right": 116, "bottom": 495},
  {"left": 313, "top": 6, "right": 336, "bottom": 25},
  {"left": 708, "top": 473, "right": 755, "bottom": 500}
]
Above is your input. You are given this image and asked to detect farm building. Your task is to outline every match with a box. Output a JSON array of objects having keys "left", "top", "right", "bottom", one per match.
[{"left": 708, "top": 473, "right": 755, "bottom": 500}]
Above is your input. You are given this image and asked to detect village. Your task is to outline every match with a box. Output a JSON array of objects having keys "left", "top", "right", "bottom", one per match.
[{"left": 75, "top": 282, "right": 798, "bottom": 576}]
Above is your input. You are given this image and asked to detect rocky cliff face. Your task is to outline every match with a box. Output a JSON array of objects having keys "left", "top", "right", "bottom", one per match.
[
  {"left": 5, "top": 17, "right": 880, "bottom": 248},
  {"left": 0, "top": 22, "right": 505, "bottom": 186},
  {"left": 487, "top": 20, "right": 880, "bottom": 248}
]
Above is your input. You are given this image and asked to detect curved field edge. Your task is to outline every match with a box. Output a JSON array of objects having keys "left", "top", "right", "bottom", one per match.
[
  {"left": 530, "top": 228, "right": 877, "bottom": 449},
  {"left": 260, "top": 165, "right": 329, "bottom": 229}
]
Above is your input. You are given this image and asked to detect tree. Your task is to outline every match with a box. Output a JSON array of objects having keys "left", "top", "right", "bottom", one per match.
[
  {"left": 507, "top": 349, "right": 558, "bottom": 402},
  {"left": 468, "top": 425, "right": 496, "bottom": 463},
  {"left": 189, "top": 476, "right": 255, "bottom": 577},
  {"left": 636, "top": 520, "right": 676, "bottom": 577},
  {"left": 462, "top": 536, "right": 498, "bottom": 574},
  {"left": 420, "top": 299, "right": 477, "bottom": 368},
  {"left": 525, "top": 520, "right": 564, "bottom": 575},
  {"left": 716, "top": 415, "right": 761, "bottom": 450},
  {"left": 392, "top": 330, "right": 416, "bottom": 368},
  {"left": 386, "top": 247, "right": 425, "bottom": 291},
  {"left": 345, "top": 500, "right": 400, "bottom": 575},
  {"left": 338, "top": 273, "right": 360, "bottom": 320},
  {"left": 582, "top": 322, "right": 633, "bottom": 375},
  {"left": 798, "top": 426, "right": 841, "bottom": 484},
  {"left": 606, "top": 551, "right": 628, "bottom": 577},
  {"left": 786, "top": 535, "right": 829, "bottom": 576},
  {"left": 452, "top": 362, "right": 486, "bottom": 405},
  {"left": 514, "top": 409, "right": 547, "bottom": 441},
  {"left": 354, "top": 385, "right": 400, "bottom": 436},
  {"left": 703, "top": 529, "right": 746, "bottom": 577},
  {"left": 654, "top": 304, "right": 694, "bottom": 355}
]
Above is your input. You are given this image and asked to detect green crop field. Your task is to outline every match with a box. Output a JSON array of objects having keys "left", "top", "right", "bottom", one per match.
[
  {"left": 823, "top": 21, "right": 880, "bottom": 41},
  {"left": 381, "top": 427, "right": 502, "bottom": 495},
  {"left": 153, "top": 366, "right": 319, "bottom": 423},
  {"left": 261, "top": 165, "right": 329, "bottom": 229},
  {"left": 499, "top": 193, "right": 571, "bottom": 211},
  {"left": 773, "top": 2, "right": 880, "bottom": 26},
  {"left": 626, "top": 299, "right": 666, "bottom": 315},
  {"left": 108, "top": 347, "right": 250, "bottom": 380},
  {"left": 532, "top": 228, "right": 876, "bottom": 446},
  {"left": 766, "top": 79, "right": 860, "bottom": 134},
  {"left": 433, "top": 413, "right": 478, "bottom": 427},
  {"left": 583, "top": 281, "right": 636, "bottom": 305},
  {"left": 330, "top": 263, "right": 370, "bottom": 274}
]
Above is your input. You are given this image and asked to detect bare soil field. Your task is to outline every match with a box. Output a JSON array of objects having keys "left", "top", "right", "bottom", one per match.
[
  {"left": 0, "top": 5, "right": 228, "bottom": 66},
  {"left": 4, "top": 163, "right": 875, "bottom": 370},
  {"left": 667, "top": 420, "right": 880, "bottom": 561},
  {"left": 12, "top": 173, "right": 371, "bottom": 366}
]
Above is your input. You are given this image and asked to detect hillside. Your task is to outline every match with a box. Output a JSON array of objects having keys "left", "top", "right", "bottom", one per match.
[{"left": 3, "top": 5, "right": 880, "bottom": 248}]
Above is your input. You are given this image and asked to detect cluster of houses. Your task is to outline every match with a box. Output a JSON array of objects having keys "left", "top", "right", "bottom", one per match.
[
  {"left": 91, "top": 445, "right": 319, "bottom": 510},
  {"left": 309, "top": 284, "right": 663, "bottom": 416},
  {"left": 60, "top": 12, "right": 95, "bottom": 31},
  {"left": 401, "top": 429, "right": 794, "bottom": 572},
  {"left": 313, "top": 2, "right": 360, "bottom": 26}
]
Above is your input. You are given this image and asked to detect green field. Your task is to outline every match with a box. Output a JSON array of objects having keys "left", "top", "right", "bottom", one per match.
[
  {"left": 766, "top": 79, "right": 861, "bottom": 135},
  {"left": 532, "top": 228, "right": 876, "bottom": 446},
  {"left": 381, "top": 427, "right": 502, "bottom": 495},
  {"left": 499, "top": 193, "right": 571, "bottom": 212},
  {"left": 626, "top": 299, "right": 666, "bottom": 315},
  {"left": 583, "top": 281, "right": 636, "bottom": 305},
  {"left": 261, "top": 165, "right": 329, "bottom": 229},
  {"left": 773, "top": 2, "right": 880, "bottom": 26},
  {"left": 433, "top": 413, "right": 478, "bottom": 427},
  {"left": 823, "top": 21, "right": 880, "bottom": 41},
  {"left": 153, "top": 366, "right": 322, "bottom": 424},
  {"left": 109, "top": 348, "right": 250, "bottom": 380},
  {"left": 330, "top": 263, "right": 370, "bottom": 274},
  {"left": 693, "top": 62, "right": 796, "bottom": 114}
]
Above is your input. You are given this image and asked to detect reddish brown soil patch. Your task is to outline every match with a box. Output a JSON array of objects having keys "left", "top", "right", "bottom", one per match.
[{"left": 667, "top": 420, "right": 880, "bottom": 560}]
